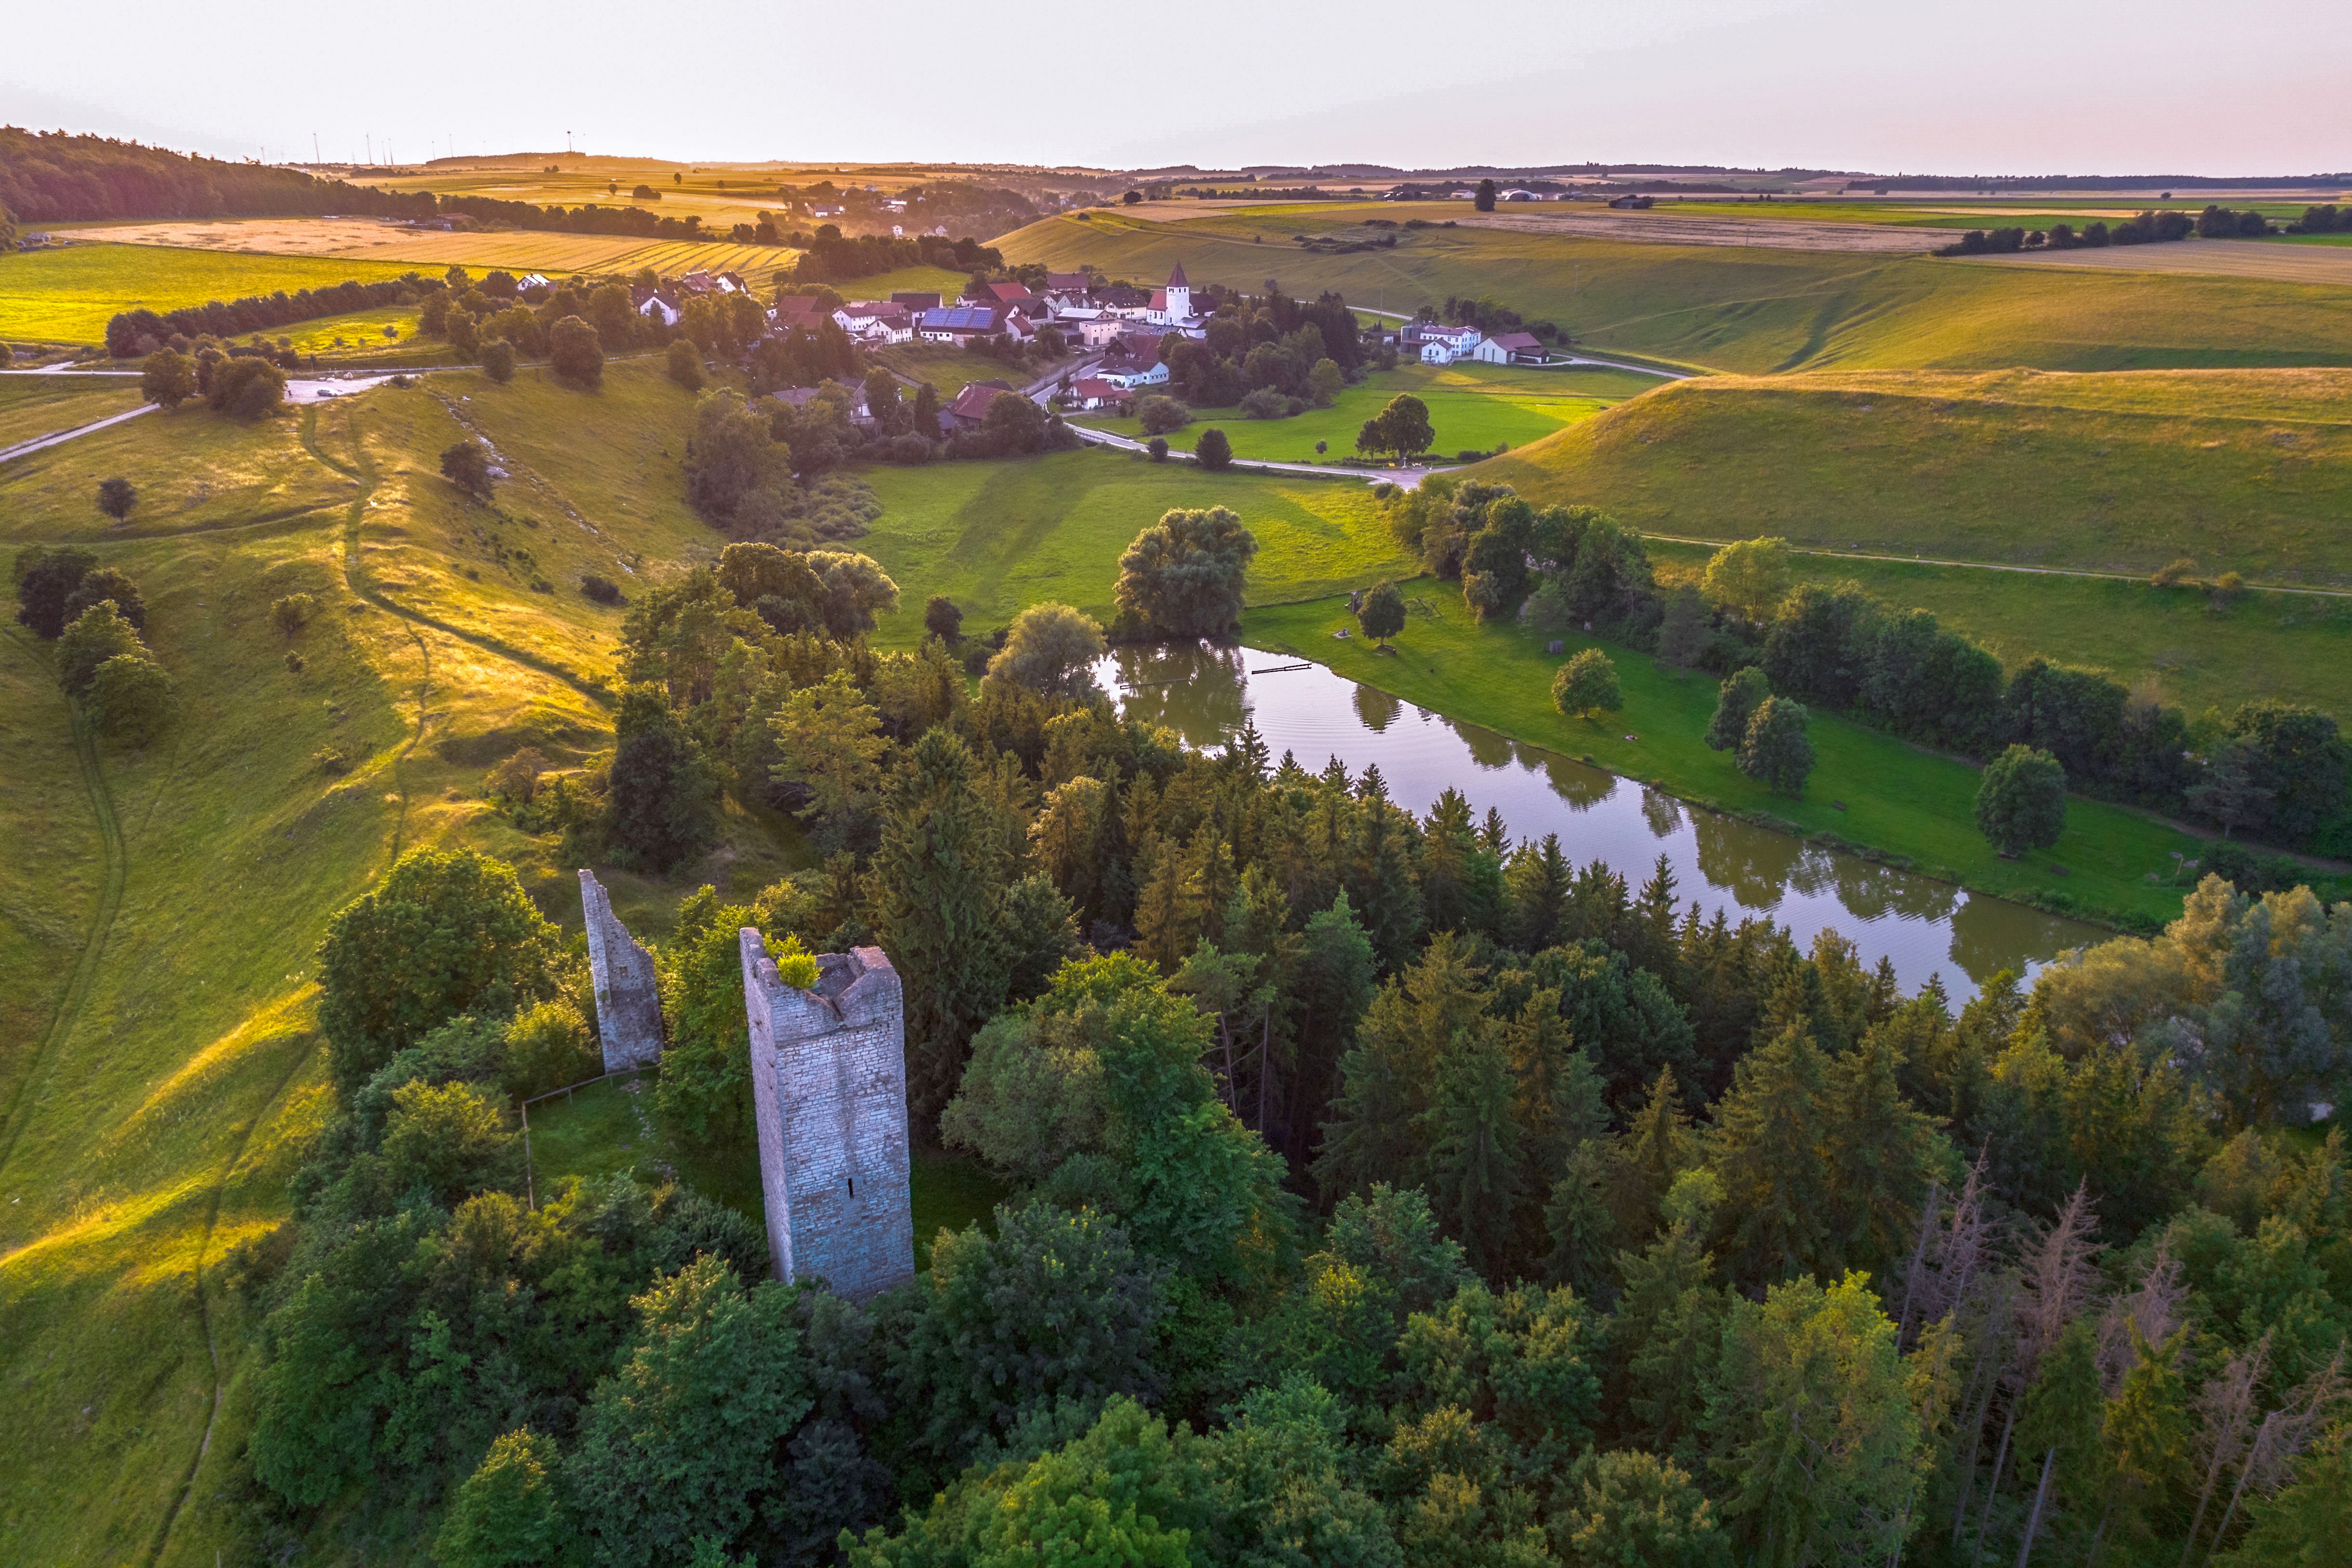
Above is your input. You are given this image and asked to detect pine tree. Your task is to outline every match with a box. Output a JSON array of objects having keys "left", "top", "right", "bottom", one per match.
[
  {"left": 1286, "top": 891, "right": 1378, "bottom": 1166},
  {"left": 868, "top": 727, "right": 1011, "bottom": 1124},
  {"left": 1822, "top": 1028, "right": 1950, "bottom": 1277},
  {"left": 1507, "top": 833, "right": 1572, "bottom": 951},
  {"left": 1706, "top": 1023, "right": 1834, "bottom": 1284},
  {"left": 1419, "top": 1025, "right": 1525, "bottom": 1275}
]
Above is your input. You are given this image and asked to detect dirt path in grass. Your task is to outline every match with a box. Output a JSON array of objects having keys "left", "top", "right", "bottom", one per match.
[
  {"left": 0, "top": 699, "right": 126, "bottom": 1179},
  {"left": 1640, "top": 530, "right": 2352, "bottom": 599}
]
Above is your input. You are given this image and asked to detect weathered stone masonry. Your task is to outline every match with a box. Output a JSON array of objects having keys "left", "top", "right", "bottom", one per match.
[
  {"left": 579, "top": 869, "right": 663, "bottom": 1072},
  {"left": 739, "top": 933, "right": 916, "bottom": 1302}
]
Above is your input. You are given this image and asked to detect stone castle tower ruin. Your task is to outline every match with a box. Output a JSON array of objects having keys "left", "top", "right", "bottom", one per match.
[
  {"left": 579, "top": 870, "right": 663, "bottom": 1072},
  {"left": 738, "top": 932, "right": 915, "bottom": 1301}
]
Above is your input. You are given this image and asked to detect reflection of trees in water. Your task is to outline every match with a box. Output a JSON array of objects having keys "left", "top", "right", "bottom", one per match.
[
  {"left": 1528, "top": 747, "right": 1616, "bottom": 812},
  {"left": 1830, "top": 857, "right": 1960, "bottom": 926},
  {"left": 1691, "top": 809, "right": 1806, "bottom": 909},
  {"left": 1352, "top": 680, "right": 1402, "bottom": 733},
  {"left": 1446, "top": 716, "right": 1518, "bottom": 769},
  {"left": 1947, "top": 894, "right": 2085, "bottom": 988},
  {"left": 1106, "top": 642, "right": 1247, "bottom": 748},
  {"left": 1641, "top": 788, "right": 1684, "bottom": 839},
  {"left": 1785, "top": 843, "right": 1838, "bottom": 900}
]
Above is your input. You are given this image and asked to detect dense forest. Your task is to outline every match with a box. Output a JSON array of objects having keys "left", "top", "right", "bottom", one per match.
[
  {"left": 0, "top": 128, "right": 427, "bottom": 222},
  {"left": 213, "top": 500, "right": 2352, "bottom": 1567}
]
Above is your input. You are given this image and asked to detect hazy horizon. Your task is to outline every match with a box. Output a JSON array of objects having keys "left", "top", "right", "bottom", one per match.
[{"left": 6, "top": 0, "right": 2348, "bottom": 178}]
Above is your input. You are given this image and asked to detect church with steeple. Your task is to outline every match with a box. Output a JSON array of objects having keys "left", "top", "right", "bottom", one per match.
[{"left": 1146, "top": 263, "right": 1192, "bottom": 327}]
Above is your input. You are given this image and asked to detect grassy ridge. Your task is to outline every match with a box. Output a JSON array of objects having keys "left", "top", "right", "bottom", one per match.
[
  {"left": 0, "top": 244, "right": 422, "bottom": 346},
  {"left": 1074, "top": 362, "right": 1656, "bottom": 463},
  {"left": 0, "top": 376, "right": 145, "bottom": 447},
  {"left": 1471, "top": 368, "right": 2352, "bottom": 586},
  {"left": 1646, "top": 542, "right": 2352, "bottom": 725},
  {"left": 1245, "top": 583, "right": 2203, "bottom": 927},
  {"left": 0, "top": 362, "right": 808, "bottom": 1564},
  {"left": 857, "top": 449, "right": 1415, "bottom": 640},
  {"left": 997, "top": 208, "right": 2352, "bottom": 374}
]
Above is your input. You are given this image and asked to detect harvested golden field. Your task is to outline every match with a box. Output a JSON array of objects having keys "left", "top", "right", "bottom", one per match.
[
  {"left": 45, "top": 219, "right": 800, "bottom": 282},
  {"left": 1969, "top": 239, "right": 2352, "bottom": 287}
]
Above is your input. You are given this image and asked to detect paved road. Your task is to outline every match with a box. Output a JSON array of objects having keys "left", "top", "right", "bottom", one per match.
[
  {"left": 0, "top": 402, "right": 157, "bottom": 464},
  {"left": 1064, "top": 420, "right": 1459, "bottom": 487}
]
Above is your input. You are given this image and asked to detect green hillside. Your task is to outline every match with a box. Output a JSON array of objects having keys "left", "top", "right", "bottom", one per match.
[
  {"left": 1470, "top": 367, "right": 2352, "bottom": 585},
  {"left": 0, "top": 362, "right": 811, "bottom": 1565},
  {"left": 996, "top": 207, "right": 2352, "bottom": 374}
]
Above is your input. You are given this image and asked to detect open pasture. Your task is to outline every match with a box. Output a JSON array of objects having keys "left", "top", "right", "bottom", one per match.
[
  {"left": 0, "top": 242, "right": 420, "bottom": 347},
  {"left": 1646, "top": 538, "right": 2352, "bottom": 724},
  {"left": 1969, "top": 238, "right": 2352, "bottom": 287},
  {"left": 1004, "top": 208, "right": 2352, "bottom": 374},
  {"left": 1076, "top": 361, "right": 1658, "bottom": 462},
  {"left": 1472, "top": 367, "right": 2352, "bottom": 586},
  {"left": 856, "top": 448, "right": 1416, "bottom": 639},
  {"left": 0, "top": 375, "right": 145, "bottom": 449}
]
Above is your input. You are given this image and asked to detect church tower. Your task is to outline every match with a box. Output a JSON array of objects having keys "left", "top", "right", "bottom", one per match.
[{"left": 1164, "top": 262, "right": 1190, "bottom": 322}]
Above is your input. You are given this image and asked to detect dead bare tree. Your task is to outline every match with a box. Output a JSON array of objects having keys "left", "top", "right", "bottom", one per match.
[
  {"left": 1972, "top": 1182, "right": 2104, "bottom": 1565},
  {"left": 2200, "top": 1349, "right": 2348, "bottom": 1564}
]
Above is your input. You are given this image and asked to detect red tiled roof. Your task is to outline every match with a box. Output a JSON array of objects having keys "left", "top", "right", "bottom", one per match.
[
  {"left": 949, "top": 380, "right": 1017, "bottom": 420},
  {"left": 983, "top": 281, "right": 1034, "bottom": 302},
  {"left": 1491, "top": 332, "right": 1543, "bottom": 350},
  {"left": 1167, "top": 262, "right": 1188, "bottom": 286}
]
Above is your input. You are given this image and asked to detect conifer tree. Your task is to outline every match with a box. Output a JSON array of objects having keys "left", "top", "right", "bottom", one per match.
[
  {"left": 869, "top": 727, "right": 1011, "bottom": 1122},
  {"left": 1706, "top": 1022, "right": 1834, "bottom": 1284},
  {"left": 1419, "top": 1026, "right": 1525, "bottom": 1275},
  {"left": 1506, "top": 833, "right": 1572, "bottom": 951},
  {"left": 1822, "top": 1028, "right": 1950, "bottom": 1276}
]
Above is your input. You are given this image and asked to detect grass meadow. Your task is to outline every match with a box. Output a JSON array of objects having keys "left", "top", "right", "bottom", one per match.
[
  {"left": 1246, "top": 584, "right": 2204, "bottom": 928},
  {"left": 1647, "top": 540, "right": 2352, "bottom": 724},
  {"left": 0, "top": 375, "right": 145, "bottom": 448},
  {"left": 1073, "top": 361, "right": 1660, "bottom": 463},
  {"left": 0, "top": 358, "right": 814, "bottom": 1564},
  {"left": 1000, "top": 208, "right": 2352, "bottom": 374},
  {"left": 0, "top": 244, "right": 422, "bottom": 346},
  {"left": 1471, "top": 367, "right": 2352, "bottom": 586},
  {"left": 856, "top": 448, "right": 1415, "bottom": 640}
]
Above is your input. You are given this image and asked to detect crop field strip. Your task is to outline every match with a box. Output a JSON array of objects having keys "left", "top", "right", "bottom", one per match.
[
  {"left": 1964, "top": 239, "right": 2352, "bottom": 287},
  {"left": 1002, "top": 207, "right": 2352, "bottom": 375}
]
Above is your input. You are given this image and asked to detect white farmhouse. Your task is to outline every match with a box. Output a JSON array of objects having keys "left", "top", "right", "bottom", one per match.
[{"left": 1418, "top": 324, "right": 1484, "bottom": 364}]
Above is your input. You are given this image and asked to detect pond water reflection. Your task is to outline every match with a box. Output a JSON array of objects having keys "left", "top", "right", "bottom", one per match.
[{"left": 1100, "top": 643, "right": 2107, "bottom": 999}]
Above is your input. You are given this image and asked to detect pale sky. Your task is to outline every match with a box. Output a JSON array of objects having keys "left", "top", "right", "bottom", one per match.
[{"left": 6, "top": 0, "right": 2347, "bottom": 176}]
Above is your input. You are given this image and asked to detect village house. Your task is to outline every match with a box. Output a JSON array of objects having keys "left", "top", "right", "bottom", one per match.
[
  {"left": 918, "top": 303, "right": 1028, "bottom": 345},
  {"left": 770, "top": 295, "right": 830, "bottom": 334},
  {"left": 891, "top": 291, "right": 943, "bottom": 313},
  {"left": 769, "top": 383, "right": 873, "bottom": 427},
  {"left": 1414, "top": 323, "right": 1484, "bottom": 364},
  {"left": 1066, "top": 376, "right": 1134, "bottom": 413},
  {"left": 945, "top": 379, "right": 1018, "bottom": 430},
  {"left": 631, "top": 285, "right": 683, "bottom": 328},
  {"left": 833, "top": 300, "right": 915, "bottom": 345},
  {"left": 1473, "top": 330, "right": 1547, "bottom": 365}
]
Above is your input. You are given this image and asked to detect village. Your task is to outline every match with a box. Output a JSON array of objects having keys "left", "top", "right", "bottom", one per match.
[{"left": 621, "top": 258, "right": 1558, "bottom": 437}]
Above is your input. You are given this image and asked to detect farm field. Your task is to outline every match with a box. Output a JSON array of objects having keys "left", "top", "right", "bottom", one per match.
[
  {"left": 44, "top": 219, "right": 803, "bottom": 288},
  {"left": 0, "top": 243, "right": 421, "bottom": 347},
  {"left": 1647, "top": 540, "right": 2352, "bottom": 724},
  {"left": 1470, "top": 367, "right": 2352, "bottom": 585},
  {"left": 1245, "top": 584, "right": 2202, "bottom": 928},
  {"left": 278, "top": 304, "right": 429, "bottom": 362},
  {"left": 855, "top": 448, "right": 1416, "bottom": 639},
  {"left": 1972, "top": 238, "right": 2352, "bottom": 287},
  {"left": 0, "top": 358, "right": 828, "bottom": 1564},
  {"left": 1075, "top": 361, "right": 1660, "bottom": 462},
  {"left": 827, "top": 263, "right": 970, "bottom": 302},
  {"left": 1003, "top": 207, "right": 2352, "bottom": 373},
  {"left": 0, "top": 375, "right": 144, "bottom": 448}
]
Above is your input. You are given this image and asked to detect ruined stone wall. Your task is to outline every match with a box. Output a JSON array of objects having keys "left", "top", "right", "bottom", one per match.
[
  {"left": 739, "top": 932, "right": 915, "bottom": 1301},
  {"left": 579, "top": 870, "right": 663, "bottom": 1073}
]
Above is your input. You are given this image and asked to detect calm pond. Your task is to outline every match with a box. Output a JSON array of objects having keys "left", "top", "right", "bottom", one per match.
[{"left": 1099, "top": 644, "right": 2108, "bottom": 1000}]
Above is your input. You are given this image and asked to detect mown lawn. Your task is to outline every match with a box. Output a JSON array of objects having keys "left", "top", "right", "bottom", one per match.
[
  {"left": 999, "top": 208, "right": 2352, "bottom": 374},
  {"left": 1473, "top": 367, "right": 2352, "bottom": 586},
  {"left": 876, "top": 340, "right": 1039, "bottom": 397},
  {"left": 856, "top": 448, "right": 1413, "bottom": 640},
  {"left": 1246, "top": 582, "right": 2204, "bottom": 928},
  {"left": 1073, "top": 362, "right": 1661, "bottom": 464},
  {"left": 1648, "top": 540, "right": 2352, "bottom": 724},
  {"left": 0, "top": 243, "right": 421, "bottom": 347}
]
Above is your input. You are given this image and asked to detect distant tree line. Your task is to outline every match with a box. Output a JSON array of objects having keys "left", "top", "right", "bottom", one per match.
[
  {"left": 1157, "top": 286, "right": 1367, "bottom": 411},
  {"left": 795, "top": 230, "right": 1001, "bottom": 283},
  {"left": 105, "top": 275, "right": 427, "bottom": 358},
  {"left": 0, "top": 127, "right": 429, "bottom": 222},
  {"left": 1387, "top": 482, "right": 2350, "bottom": 858},
  {"left": 2288, "top": 204, "right": 2348, "bottom": 233},
  {"left": 1938, "top": 209, "right": 2196, "bottom": 255}
]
